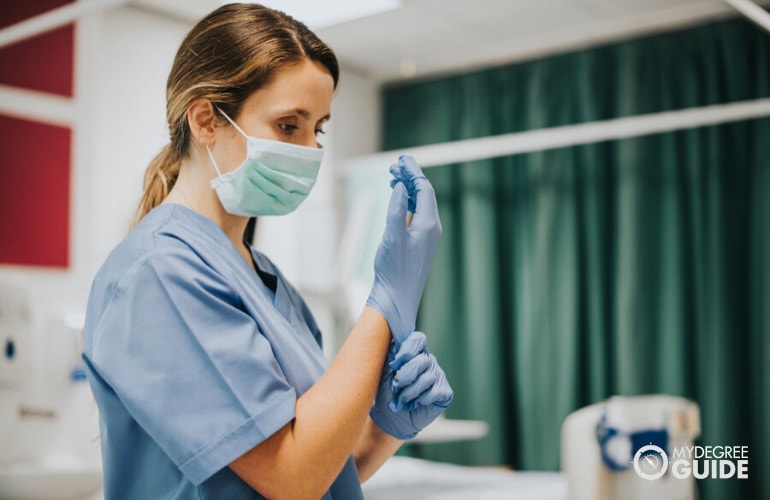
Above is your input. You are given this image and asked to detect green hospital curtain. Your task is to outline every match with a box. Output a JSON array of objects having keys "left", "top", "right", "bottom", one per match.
[{"left": 382, "top": 19, "right": 769, "bottom": 500}]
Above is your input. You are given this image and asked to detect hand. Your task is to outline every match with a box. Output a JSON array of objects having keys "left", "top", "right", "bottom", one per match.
[
  {"left": 366, "top": 155, "right": 442, "bottom": 343},
  {"left": 370, "top": 332, "right": 453, "bottom": 440}
]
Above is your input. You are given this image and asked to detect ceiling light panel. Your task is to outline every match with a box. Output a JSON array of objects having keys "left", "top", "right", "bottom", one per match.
[{"left": 248, "top": 0, "right": 401, "bottom": 29}]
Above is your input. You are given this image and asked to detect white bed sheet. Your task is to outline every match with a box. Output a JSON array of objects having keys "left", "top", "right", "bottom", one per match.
[{"left": 363, "top": 456, "right": 567, "bottom": 500}]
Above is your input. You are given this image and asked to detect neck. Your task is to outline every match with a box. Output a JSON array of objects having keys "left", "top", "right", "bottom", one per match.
[{"left": 170, "top": 160, "right": 253, "bottom": 268}]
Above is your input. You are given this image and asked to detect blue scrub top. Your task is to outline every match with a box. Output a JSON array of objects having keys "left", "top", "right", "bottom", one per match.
[{"left": 82, "top": 204, "right": 364, "bottom": 500}]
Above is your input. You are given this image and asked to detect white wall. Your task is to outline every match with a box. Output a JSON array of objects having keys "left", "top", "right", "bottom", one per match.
[
  {"left": 0, "top": 6, "right": 187, "bottom": 327},
  {"left": 77, "top": 6, "right": 189, "bottom": 283},
  {"left": 0, "top": 5, "right": 191, "bottom": 469}
]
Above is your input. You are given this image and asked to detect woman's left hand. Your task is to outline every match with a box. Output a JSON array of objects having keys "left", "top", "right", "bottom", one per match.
[{"left": 369, "top": 331, "right": 453, "bottom": 440}]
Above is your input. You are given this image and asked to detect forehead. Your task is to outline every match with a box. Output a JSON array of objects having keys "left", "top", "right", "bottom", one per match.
[{"left": 243, "top": 59, "right": 335, "bottom": 118}]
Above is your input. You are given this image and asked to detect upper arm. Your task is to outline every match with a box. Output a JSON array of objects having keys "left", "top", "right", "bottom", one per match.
[
  {"left": 228, "top": 420, "right": 296, "bottom": 497},
  {"left": 87, "top": 247, "right": 297, "bottom": 486}
]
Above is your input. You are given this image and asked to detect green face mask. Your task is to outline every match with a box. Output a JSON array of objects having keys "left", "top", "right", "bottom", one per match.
[{"left": 207, "top": 108, "right": 324, "bottom": 217}]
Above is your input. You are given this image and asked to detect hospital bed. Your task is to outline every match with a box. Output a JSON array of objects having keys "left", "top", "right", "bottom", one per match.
[
  {"left": 363, "top": 456, "right": 567, "bottom": 500},
  {"left": 362, "top": 414, "right": 566, "bottom": 500},
  {"left": 364, "top": 395, "right": 699, "bottom": 500}
]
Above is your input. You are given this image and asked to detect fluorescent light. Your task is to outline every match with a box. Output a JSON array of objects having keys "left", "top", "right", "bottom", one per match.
[{"left": 238, "top": 0, "right": 401, "bottom": 29}]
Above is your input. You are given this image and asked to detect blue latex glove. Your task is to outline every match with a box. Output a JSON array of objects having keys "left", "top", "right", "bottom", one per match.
[
  {"left": 366, "top": 155, "right": 442, "bottom": 343},
  {"left": 370, "top": 331, "right": 453, "bottom": 440}
]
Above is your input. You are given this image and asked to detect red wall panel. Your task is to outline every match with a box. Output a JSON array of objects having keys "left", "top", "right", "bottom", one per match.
[
  {"left": 0, "top": 116, "right": 71, "bottom": 267},
  {"left": 0, "top": 0, "right": 75, "bottom": 267},
  {"left": 0, "top": 0, "right": 75, "bottom": 96}
]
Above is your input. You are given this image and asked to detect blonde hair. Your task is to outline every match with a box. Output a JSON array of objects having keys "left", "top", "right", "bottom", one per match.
[{"left": 134, "top": 3, "right": 339, "bottom": 225}]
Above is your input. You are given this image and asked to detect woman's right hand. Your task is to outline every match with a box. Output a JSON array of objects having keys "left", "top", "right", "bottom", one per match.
[{"left": 366, "top": 155, "right": 442, "bottom": 344}]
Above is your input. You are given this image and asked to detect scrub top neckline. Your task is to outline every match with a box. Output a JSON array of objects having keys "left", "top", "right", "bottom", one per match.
[
  {"left": 152, "top": 203, "right": 292, "bottom": 322},
  {"left": 153, "top": 204, "right": 265, "bottom": 279}
]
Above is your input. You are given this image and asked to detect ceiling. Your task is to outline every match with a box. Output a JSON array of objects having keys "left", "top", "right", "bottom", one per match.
[{"left": 133, "top": 0, "right": 769, "bottom": 83}]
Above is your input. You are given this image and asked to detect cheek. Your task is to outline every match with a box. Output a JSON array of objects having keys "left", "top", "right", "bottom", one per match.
[
  {"left": 215, "top": 135, "right": 248, "bottom": 173},
  {"left": 249, "top": 122, "right": 283, "bottom": 142}
]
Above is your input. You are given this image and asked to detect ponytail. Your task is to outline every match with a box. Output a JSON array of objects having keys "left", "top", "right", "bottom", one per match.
[{"left": 133, "top": 144, "right": 180, "bottom": 227}]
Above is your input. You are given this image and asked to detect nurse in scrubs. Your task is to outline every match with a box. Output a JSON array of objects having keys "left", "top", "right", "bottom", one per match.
[{"left": 81, "top": 3, "right": 451, "bottom": 499}]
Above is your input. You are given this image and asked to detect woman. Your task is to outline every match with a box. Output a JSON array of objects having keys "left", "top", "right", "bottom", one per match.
[{"left": 81, "top": 3, "right": 451, "bottom": 499}]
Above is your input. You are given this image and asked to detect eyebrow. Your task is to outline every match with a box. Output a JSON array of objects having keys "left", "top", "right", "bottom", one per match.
[{"left": 280, "top": 108, "right": 331, "bottom": 122}]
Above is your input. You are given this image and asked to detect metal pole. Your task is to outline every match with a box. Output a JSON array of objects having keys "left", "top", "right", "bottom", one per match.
[
  {"left": 723, "top": 0, "right": 770, "bottom": 33},
  {"left": 344, "top": 98, "right": 770, "bottom": 170},
  {"left": 0, "top": 0, "right": 129, "bottom": 49}
]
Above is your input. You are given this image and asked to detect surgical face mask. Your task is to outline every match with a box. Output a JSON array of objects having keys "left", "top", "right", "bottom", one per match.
[{"left": 207, "top": 108, "right": 324, "bottom": 217}]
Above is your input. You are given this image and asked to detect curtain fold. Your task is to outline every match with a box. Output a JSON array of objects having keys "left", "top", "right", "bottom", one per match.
[{"left": 383, "top": 19, "right": 769, "bottom": 500}]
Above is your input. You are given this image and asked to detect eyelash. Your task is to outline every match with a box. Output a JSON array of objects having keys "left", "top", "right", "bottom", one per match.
[{"left": 278, "top": 123, "right": 326, "bottom": 137}]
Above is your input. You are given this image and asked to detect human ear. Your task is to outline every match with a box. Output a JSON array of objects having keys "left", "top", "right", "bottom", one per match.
[{"left": 187, "top": 100, "right": 216, "bottom": 147}]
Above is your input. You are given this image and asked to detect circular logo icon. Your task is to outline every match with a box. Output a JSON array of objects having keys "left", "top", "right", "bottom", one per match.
[{"left": 633, "top": 444, "right": 669, "bottom": 480}]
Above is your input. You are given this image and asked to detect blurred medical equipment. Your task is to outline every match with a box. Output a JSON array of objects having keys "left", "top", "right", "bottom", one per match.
[
  {"left": 0, "top": 291, "right": 101, "bottom": 500},
  {"left": 561, "top": 395, "right": 700, "bottom": 500},
  {"left": 0, "top": 286, "right": 29, "bottom": 450}
]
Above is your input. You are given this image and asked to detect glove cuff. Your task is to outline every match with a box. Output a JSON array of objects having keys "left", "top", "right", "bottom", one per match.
[
  {"left": 369, "top": 406, "right": 419, "bottom": 441},
  {"left": 365, "top": 291, "right": 410, "bottom": 343}
]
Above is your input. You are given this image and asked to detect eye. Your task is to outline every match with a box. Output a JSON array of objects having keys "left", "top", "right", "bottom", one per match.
[{"left": 278, "top": 123, "right": 298, "bottom": 135}]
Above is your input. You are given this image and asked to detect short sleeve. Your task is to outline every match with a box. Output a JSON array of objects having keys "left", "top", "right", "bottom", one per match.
[{"left": 90, "top": 245, "right": 297, "bottom": 485}]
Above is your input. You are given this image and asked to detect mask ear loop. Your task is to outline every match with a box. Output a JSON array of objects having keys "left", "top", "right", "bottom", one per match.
[
  {"left": 206, "top": 145, "right": 224, "bottom": 178},
  {"left": 215, "top": 105, "right": 249, "bottom": 139},
  {"left": 206, "top": 106, "right": 248, "bottom": 178}
]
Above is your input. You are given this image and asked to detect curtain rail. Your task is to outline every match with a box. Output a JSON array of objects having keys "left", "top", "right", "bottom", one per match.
[
  {"left": 344, "top": 97, "right": 770, "bottom": 170},
  {"left": 724, "top": 0, "right": 770, "bottom": 33},
  {"left": 0, "top": 0, "right": 129, "bottom": 50},
  {"left": 0, "top": 84, "right": 75, "bottom": 127}
]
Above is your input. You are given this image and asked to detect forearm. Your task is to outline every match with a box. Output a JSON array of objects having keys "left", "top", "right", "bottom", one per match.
[
  {"left": 292, "top": 307, "right": 392, "bottom": 485},
  {"left": 230, "top": 306, "right": 391, "bottom": 498},
  {"left": 354, "top": 417, "right": 403, "bottom": 483}
]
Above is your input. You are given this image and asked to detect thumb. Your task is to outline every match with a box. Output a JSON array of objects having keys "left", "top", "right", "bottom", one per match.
[{"left": 385, "top": 181, "right": 408, "bottom": 233}]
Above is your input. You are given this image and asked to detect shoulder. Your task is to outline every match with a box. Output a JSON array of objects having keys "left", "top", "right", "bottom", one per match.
[
  {"left": 89, "top": 206, "right": 236, "bottom": 314},
  {"left": 93, "top": 206, "right": 198, "bottom": 283}
]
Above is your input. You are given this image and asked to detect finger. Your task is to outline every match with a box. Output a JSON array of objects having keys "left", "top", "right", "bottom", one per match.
[
  {"left": 384, "top": 182, "right": 408, "bottom": 234},
  {"left": 395, "top": 369, "right": 434, "bottom": 410},
  {"left": 392, "top": 354, "right": 431, "bottom": 392},
  {"left": 398, "top": 155, "right": 427, "bottom": 180},
  {"left": 391, "top": 331, "right": 427, "bottom": 370},
  {"left": 389, "top": 177, "right": 417, "bottom": 214},
  {"left": 398, "top": 156, "right": 426, "bottom": 212},
  {"left": 410, "top": 176, "right": 439, "bottom": 226},
  {"left": 388, "top": 160, "right": 403, "bottom": 180},
  {"left": 391, "top": 156, "right": 425, "bottom": 214},
  {"left": 415, "top": 372, "right": 453, "bottom": 408}
]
